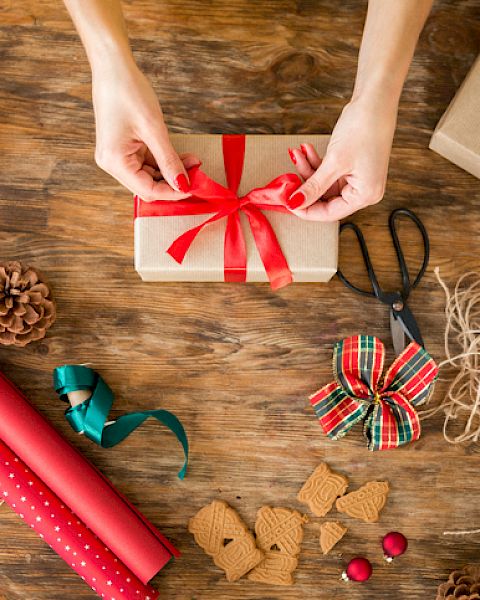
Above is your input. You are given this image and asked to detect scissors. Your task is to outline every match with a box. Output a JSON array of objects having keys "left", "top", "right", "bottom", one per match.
[{"left": 336, "top": 208, "right": 430, "bottom": 355}]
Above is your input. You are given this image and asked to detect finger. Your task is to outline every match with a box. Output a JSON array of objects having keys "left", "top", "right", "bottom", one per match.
[
  {"left": 324, "top": 175, "right": 345, "bottom": 200},
  {"left": 300, "top": 143, "right": 322, "bottom": 170},
  {"left": 142, "top": 164, "right": 166, "bottom": 182},
  {"left": 142, "top": 152, "right": 200, "bottom": 177},
  {"left": 287, "top": 157, "right": 341, "bottom": 210},
  {"left": 142, "top": 164, "right": 155, "bottom": 175},
  {"left": 289, "top": 146, "right": 340, "bottom": 196},
  {"left": 179, "top": 152, "right": 202, "bottom": 170},
  {"left": 136, "top": 179, "right": 190, "bottom": 201},
  {"left": 144, "top": 148, "right": 158, "bottom": 169},
  {"left": 288, "top": 147, "right": 316, "bottom": 180},
  {"left": 112, "top": 158, "right": 191, "bottom": 202},
  {"left": 144, "top": 126, "right": 191, "bottom": 193},
  {"left": 292, "top": 184, "right": 364, "bottom": 222}
]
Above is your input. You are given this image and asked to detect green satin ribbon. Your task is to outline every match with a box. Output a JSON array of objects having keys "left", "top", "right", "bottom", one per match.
[{"left": 53, "top": 365, "right": 188, "bottom": 479}]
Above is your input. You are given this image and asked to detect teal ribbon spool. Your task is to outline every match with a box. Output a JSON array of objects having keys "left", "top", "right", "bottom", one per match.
[{"left": 53, "top": 365, "right": 188, "bottom": 479}]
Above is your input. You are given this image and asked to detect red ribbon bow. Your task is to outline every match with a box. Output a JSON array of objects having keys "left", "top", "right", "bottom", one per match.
[{"left": 134, "top": 135, "right": 302, "bottom": 290}]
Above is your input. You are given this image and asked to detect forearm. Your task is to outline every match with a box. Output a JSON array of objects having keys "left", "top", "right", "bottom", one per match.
[
  {"left": 353, "top": 0, "right": 433, "bottom": 105},
  {"left": 63, "top": 0, "right": 135, "bottom": 76}
]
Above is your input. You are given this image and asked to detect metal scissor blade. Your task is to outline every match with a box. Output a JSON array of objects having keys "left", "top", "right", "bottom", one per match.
[
  {"left": 396, "top": 302, "right": 424, "bottom": 348},
  {"left": 390, "top": 310, "right": 407, "bottom": 355}
]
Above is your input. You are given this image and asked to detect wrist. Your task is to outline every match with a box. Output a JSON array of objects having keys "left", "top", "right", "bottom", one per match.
[
  {"left": 89, "top": 44, "right": 137, "bottom": 80},
  {"left": 351, "top": 77, "right": 401, "bottom": 115}
]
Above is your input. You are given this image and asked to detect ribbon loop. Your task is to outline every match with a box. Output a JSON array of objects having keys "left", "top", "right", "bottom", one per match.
[
  {"left": 310, "top": 335, "right": 438, "bottom": 450},
  {"left": 54, "top": 365, "right": 189, "bottom": 479}
]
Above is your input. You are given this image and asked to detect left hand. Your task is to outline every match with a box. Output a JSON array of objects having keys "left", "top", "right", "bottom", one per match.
[{"left": 286, "top": 94, "right": 398, "bottom": 221}]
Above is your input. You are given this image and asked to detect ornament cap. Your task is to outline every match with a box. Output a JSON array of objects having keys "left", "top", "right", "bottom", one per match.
[{"left": 384, "top": 555, "right": 394, "bottom": 563}]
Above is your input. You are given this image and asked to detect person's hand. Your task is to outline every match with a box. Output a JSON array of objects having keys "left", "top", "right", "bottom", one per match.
[
  {"left": 92, "top": 61, "right": 200, "bottom": 201},
  {"left": 286, "top": 94, "right": 398, "bottom": 221}
]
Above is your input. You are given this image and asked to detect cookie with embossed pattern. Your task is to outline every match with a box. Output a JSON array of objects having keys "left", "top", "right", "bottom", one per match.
[
  {"left": 336, "top": 481, "right": 389, "bottom": 523},
  {"left": 297, "top": 462, "right": 349, "bottom": 517}
]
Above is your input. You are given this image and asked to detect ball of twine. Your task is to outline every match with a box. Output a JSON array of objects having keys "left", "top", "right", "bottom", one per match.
[{"left": 420, "top": 268, "right": 480, "bottom": 444}]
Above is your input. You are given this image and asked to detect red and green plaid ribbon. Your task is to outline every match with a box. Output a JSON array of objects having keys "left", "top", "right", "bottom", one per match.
[{"left": 309, "top": 335, "right": 438, "bottom": 451}]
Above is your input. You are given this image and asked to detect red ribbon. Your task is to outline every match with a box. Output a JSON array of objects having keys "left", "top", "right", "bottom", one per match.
[{"left": 134, "top": 134, "right": 302, "bottom": 290}]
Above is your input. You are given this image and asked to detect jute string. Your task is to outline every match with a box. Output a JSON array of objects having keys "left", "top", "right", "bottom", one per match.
[
  {"left": 420, "top": 268, "right": 480, "bottom": 444},
  {"left": 419, "top": 269, "right": 480, "bottom": 537}
]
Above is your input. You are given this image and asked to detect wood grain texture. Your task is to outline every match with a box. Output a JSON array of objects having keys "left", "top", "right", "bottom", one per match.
[{"left": 1, "top": 1, "right": 480, "bottom": 598}]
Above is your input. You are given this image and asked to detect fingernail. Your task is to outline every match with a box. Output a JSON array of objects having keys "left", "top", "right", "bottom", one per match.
[
  {"left": 300, "top": 144, "right": 308, "bottom": 157},
  {"left": 288, "top": 148, "right": 297, "bottom": 164},
  {"left": 287, "top": 191, "right": 305, "bottom": 210},
  {"left": 174, "top": 173, "right": 190, "bottom": 192}
]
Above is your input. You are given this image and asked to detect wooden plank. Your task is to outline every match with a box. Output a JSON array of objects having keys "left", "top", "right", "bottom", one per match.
[{"left": 0, "top": 0, "right": 480, "bottom": 598}]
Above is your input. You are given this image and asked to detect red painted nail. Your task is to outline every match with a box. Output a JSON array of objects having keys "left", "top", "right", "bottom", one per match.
[
  {"left": 287, "top": 191, "right": 305, "bottom": 210},
  {"left": 300, "top": 144, "right": 308, "bottom": 157},
  {"left": 174, "top": 173, "right": 190, "bottom": 192},
  {"left": 288, "top": 147, "right": 297, "bottom": 164}
]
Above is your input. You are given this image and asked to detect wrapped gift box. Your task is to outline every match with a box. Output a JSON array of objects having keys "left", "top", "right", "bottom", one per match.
[
  {"left": 134, "top": 134, "right": 338, "bottom": 289},
  {"left": 430, "top": 55, "right": 480, "bottom": 179}
]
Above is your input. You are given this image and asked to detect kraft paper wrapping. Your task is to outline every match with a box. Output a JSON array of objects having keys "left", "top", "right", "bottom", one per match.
[
  {"left": 430, "top": 55, "right": 480, "bottom": 179},
  {"left": 0, "top": 440, "right": 159, "bottom": 600},
  {"left": 135, "top": 134, "right": 338, "bottom": 283},
  {"left": 0, "top": 371, "right": 178, "bottom": 585}
]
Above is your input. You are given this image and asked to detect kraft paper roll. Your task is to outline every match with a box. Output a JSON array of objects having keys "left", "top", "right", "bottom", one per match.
[
  {"left": 0, "top": 439, "right": 159, "bottom": 600},
  {"left": 0, "top": 371, "right": 179, "bottom": 584}
]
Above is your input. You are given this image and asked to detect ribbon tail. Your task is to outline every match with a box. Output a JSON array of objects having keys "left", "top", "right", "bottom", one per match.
[
  {"left": 310, "top": 381, "right": 368, "bottom": 440},
  {"left": 366, "top": 393, "right": 421, "bottom": 451},
  {"left": 242, "top": 205, "right": 292, "bottom": 290},
  {"left": 224, "top": 212, "right": 247, "bottom": 282},
  {"left": 102, "top": 410, "right": 189, "bottom": 480},
  {"left": 167, "top": 209, "right": 230, "bottom": 264}
]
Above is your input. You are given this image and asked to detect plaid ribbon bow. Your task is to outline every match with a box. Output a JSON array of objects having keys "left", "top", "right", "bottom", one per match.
[{"left": 310, "top": 335, "right": 438, "bottom": 451}]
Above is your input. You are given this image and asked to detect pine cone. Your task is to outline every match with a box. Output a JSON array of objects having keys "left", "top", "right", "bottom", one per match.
[
  {"left": 0, "top": 261, "right": 56, "bottom": 347},
  {"left": 436, "top": 565, "right": 480, "bottom": 599}
]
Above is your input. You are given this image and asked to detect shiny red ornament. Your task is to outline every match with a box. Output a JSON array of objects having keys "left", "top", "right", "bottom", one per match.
[
  {"left": 382, "top": 531, "right": 408, "bottom": 562},
  {"left": 342, "top": 557, "right": 373, "bottom": 582}
]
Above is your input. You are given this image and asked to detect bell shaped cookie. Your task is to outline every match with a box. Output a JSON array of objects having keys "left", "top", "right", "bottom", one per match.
[{"left": 336, "top": 481, "right": 389, "bottom": 523}]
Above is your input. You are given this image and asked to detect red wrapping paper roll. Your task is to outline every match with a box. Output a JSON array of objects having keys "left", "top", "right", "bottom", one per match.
[
  {"left": 0, "top": 372, "right": 179, "bottom": 584},
  {"left": 0, "top": 439, "right": 159, "bottom": 600}
]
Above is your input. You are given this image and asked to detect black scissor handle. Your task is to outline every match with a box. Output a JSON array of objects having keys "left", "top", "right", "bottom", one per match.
[
  {"left": 337, "top": 222, "right": 383, "bottom": 298},
  {"left": 388, "top": 208, "right": 430, "bottom": 300}
]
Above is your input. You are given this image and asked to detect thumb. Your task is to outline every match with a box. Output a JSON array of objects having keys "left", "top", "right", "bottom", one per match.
[
  {"left": 144, "top": 127, "right": 191, "bottom": 193},
  {"left": 287, "top": 157, "right": 340, "bottom": 210}
]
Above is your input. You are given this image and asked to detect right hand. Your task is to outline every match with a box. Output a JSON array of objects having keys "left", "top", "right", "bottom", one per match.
[
  {"left": 287, "top": 93, "right": 397, "bottom": 221},
  {"left": 92, "top": 61, "right": 200, "bottom": 201}
]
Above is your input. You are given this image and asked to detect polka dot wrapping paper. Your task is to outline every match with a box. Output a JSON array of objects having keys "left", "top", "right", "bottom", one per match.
[{"left": 0, "top": 439, "right": 158, "bottom": 599}]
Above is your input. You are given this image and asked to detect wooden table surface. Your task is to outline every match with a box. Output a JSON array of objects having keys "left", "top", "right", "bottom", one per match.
[{"left": 1, "top": 1, "right": 480, "bottom": 599}]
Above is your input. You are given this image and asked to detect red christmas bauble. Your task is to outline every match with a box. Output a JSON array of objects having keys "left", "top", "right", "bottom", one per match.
[
  {"left": 382, "top": 531, "right": 408, "bottom": 562},
  {"left": 342, "top": 557, "right": 373, "bottom": 582}
]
